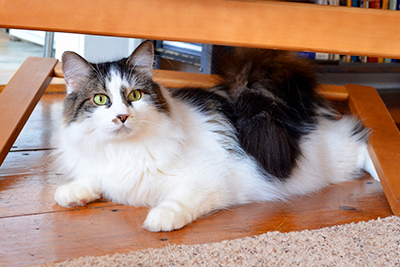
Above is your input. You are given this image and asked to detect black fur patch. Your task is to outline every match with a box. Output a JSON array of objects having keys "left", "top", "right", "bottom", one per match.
[
  {"left": 170, "top": 87, "right": 245, "bottom": 156},
  {"left": 169, "top": 87, "right": 233, "bottom": 118},
  {"left": 144, "top": 81, "right": 170, "bottom": 114},
  {"left": 213, "top": 48, "right": 327, "bottom": 179},
  {"left": 351, "top": 119, "right": 370, "bottom": 143}
]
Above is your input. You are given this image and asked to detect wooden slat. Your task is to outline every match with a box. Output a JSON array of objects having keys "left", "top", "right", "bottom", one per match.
[
  {"left": 1, "top": 67, "right": 66, "bottom": 94},
  {"left": 154, "top": 69, "right": 219, "bottom": 88},
  {"left": 1, "top": 0, "right": 400, "bottom": 59},
  {"left": 0, "top": 57, "right": 58, "bottom": 167},
  {"left": 53, "top": 62, "right": 63, "bottom": 78},
  {"left": 346, "top": 84, "right": 400, "bottom": 215},
  {"left": 54, "top": 67, "right": 219, "bottom": 89},
  {"left": 0, "top": 83, "right": 66, "bottom": 95},
  {"left": 55, "top": 62, "right": 220, "bottom": 89},
  {"left": 54, "top": 63, "right": 348, "bottom": 101},
  {"left": 317, "top": 84, "right": 348, "bottom": 102}
]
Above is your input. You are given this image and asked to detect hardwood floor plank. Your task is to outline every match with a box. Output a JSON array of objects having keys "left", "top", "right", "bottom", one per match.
[
  {"left": 0, "top": 150, "right": 53, "bottom": 176},
  {"left": 0, "top": 150, "right": 117, "bottom": 218},
  {"left": 0, "top": 175, "right": 391, "bottom": 266},
  {"left": 10, "top": 95, "right": 63, "bottom": 152}
]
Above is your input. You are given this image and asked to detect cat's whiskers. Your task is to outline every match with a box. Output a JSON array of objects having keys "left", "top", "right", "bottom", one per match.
[
  {"left": 134, "top": 119, "right": 168, "bottom": 133},
  {"left": 93, "top": 64, "right": 107, "bottom": 84}
]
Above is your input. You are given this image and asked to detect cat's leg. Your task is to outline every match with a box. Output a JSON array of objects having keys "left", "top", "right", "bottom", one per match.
[
  {"left": 143, "top": 186, "right": 224, "bottom": 232},
  {"left": 54, "top": 175, "right": 101, "bottom": 207},
  {"left": 144, "top": 199, "right": 193, "bottom": 232}
]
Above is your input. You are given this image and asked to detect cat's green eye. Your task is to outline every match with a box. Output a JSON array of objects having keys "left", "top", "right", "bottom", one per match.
[
  {"left": 93, "top": 94, "right": 109, "bottom": 106},
  {"left": 128, "top": 90, "right": 142, "bottom": 102}
]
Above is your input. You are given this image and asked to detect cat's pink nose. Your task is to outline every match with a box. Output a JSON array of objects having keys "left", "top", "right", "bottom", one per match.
[{"left": 117, "top": 114, "right": 129, "bottom": 123}]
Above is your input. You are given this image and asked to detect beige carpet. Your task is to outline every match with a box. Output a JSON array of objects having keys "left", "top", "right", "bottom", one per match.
[{"left": 42, "top": 216, "right": 400, "bottom": 267}]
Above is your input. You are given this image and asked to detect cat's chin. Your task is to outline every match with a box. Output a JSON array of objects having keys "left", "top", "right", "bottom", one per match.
[
  {"left": 88, "top": 124, "right": 137, "bottom": 142},
  {"left": 111, "top": 125, "right": 135, "bottom": 139}
]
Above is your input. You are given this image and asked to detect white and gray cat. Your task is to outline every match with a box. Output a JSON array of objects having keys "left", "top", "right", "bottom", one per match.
[{"left": 54, "top": 41, "right": 378, "bottom": 231}]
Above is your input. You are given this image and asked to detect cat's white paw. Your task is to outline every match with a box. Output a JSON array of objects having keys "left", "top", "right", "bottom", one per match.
[
  {"left": 143, "top": 206, "right": 190, "bottom": 232},
  {"left": 55, "top": 183, "right": 100, "bottom": 207}
]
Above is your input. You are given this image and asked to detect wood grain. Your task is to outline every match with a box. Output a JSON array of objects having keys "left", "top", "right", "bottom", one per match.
[
  {"left": 317, "top": 84, "right": 349, "bottom": 102},
  {"left": 0, "top": 67, "right": 66, "bottom": 94},
  {"left": 346, "top": 84, "right": 400, "bottom": 215},
  {"left": 54, "top": 64, "right": 348, "bottom": 102},
  {"left": 0, "top": 174, "right": 390, "bottom": 266},
  {"left": 0, "top": 57, "right": 58, "bottom": 167},
  {"left": 1, "top": 0, "right": 400, "bottom": 58}
]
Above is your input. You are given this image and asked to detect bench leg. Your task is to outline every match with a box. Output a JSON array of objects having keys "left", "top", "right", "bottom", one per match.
[
  {"left": 346, "top": 83, "right": 400, "bottom": 215},
  {"left": 0, "top": 57, "right": 58, "bottom": 167}
]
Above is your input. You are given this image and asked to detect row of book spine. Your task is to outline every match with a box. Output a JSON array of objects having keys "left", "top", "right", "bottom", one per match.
[
  {"left": 350, "top": 0, "right": 398, "bottom": 63},
  {"left": 299, "top": 0, "right": 399, "bottom": 64}
]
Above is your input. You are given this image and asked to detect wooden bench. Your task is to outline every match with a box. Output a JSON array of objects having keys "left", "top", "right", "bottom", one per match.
[{"left": 1, "top": 0, "right": 400, "bottom": 216}]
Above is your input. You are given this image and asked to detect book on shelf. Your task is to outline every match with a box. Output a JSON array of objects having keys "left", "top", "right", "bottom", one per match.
[
  {"left": 384, "top": 0, "right": 398, "bottom": 63},
  {"left": 313, "top": 0, "right": 399, "bottom": 65}
]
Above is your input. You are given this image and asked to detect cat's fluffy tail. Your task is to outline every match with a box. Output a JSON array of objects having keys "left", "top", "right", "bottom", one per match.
[
  {"left": 211, "top": 47, "right": 379, "bottom": 197},
  {"left": 281, "top": 116, "right": 379, "bottom": 197},
  {"left": 363, "top": 150, "right": 379, "bottom": 181}
]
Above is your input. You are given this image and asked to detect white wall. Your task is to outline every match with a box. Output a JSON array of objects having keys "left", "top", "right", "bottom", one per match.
[
  {"left": 9, "top": 29, "right": 46, "bottom": 46},
  {"left": 9, "top": 29, "right": 142, "bottom": 63},
  {"left": 54, "top": 33, "right": 142, "bottom": 63}
]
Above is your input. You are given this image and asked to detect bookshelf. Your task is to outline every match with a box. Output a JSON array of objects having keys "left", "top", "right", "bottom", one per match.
[
  {"left": 153, "top": 41, "right": 214, "bottom": 74},
  {"left": 318, "top": 62, "right": 400, "bottom": 73},
  {"left": 312, "top": 0, "right": 400, "bottom": 71}
]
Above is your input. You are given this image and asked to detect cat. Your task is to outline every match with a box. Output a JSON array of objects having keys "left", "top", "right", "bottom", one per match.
[{"left": 54, "top": 41, "right": 378, "bottom": 232}]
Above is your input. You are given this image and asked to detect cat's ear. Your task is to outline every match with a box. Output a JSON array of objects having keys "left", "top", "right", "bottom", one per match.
[
  {"left": 126, "top": 41, "right": 154, "bottom": 77},
  {"left": 62, "top": 51, "right": 93, "bottom": 94}
]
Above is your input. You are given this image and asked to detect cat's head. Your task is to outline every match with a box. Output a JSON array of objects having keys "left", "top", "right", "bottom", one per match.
[{"left": 61, "top": 41, "right": 170, "bottom": 141}]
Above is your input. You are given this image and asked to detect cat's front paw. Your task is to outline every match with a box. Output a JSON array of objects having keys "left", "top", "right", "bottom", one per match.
[
  {"left": 143, "top": 206, "right": 190, "bottom": 232},
  {"left": 55, "top": 183, "right": 100, "bottom": 207}
]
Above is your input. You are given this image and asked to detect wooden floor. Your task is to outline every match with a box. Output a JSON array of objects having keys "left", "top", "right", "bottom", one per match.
[{"left": 0, "top": 92, "right": 398, "bottom": 266}]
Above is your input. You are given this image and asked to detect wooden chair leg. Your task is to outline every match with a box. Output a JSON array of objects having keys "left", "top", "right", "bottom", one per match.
[
  {"left": 346, "top": 83, "right": 400, "bottom": 215},
  {"left": 0, "top": 57, "right": 58, "bottom": 167}
]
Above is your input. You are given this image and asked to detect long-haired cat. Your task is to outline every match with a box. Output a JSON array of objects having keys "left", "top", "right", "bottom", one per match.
[{"left": 54, "top": 41, "right": 378, "bottom": 232}]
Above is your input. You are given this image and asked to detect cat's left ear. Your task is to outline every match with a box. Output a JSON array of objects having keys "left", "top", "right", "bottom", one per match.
[
  {"left": 126, "top": 41, "right": 154, "bottom": 77},
  {"left": 62, "top": 51, "right": 94, "bottom": 94}
]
